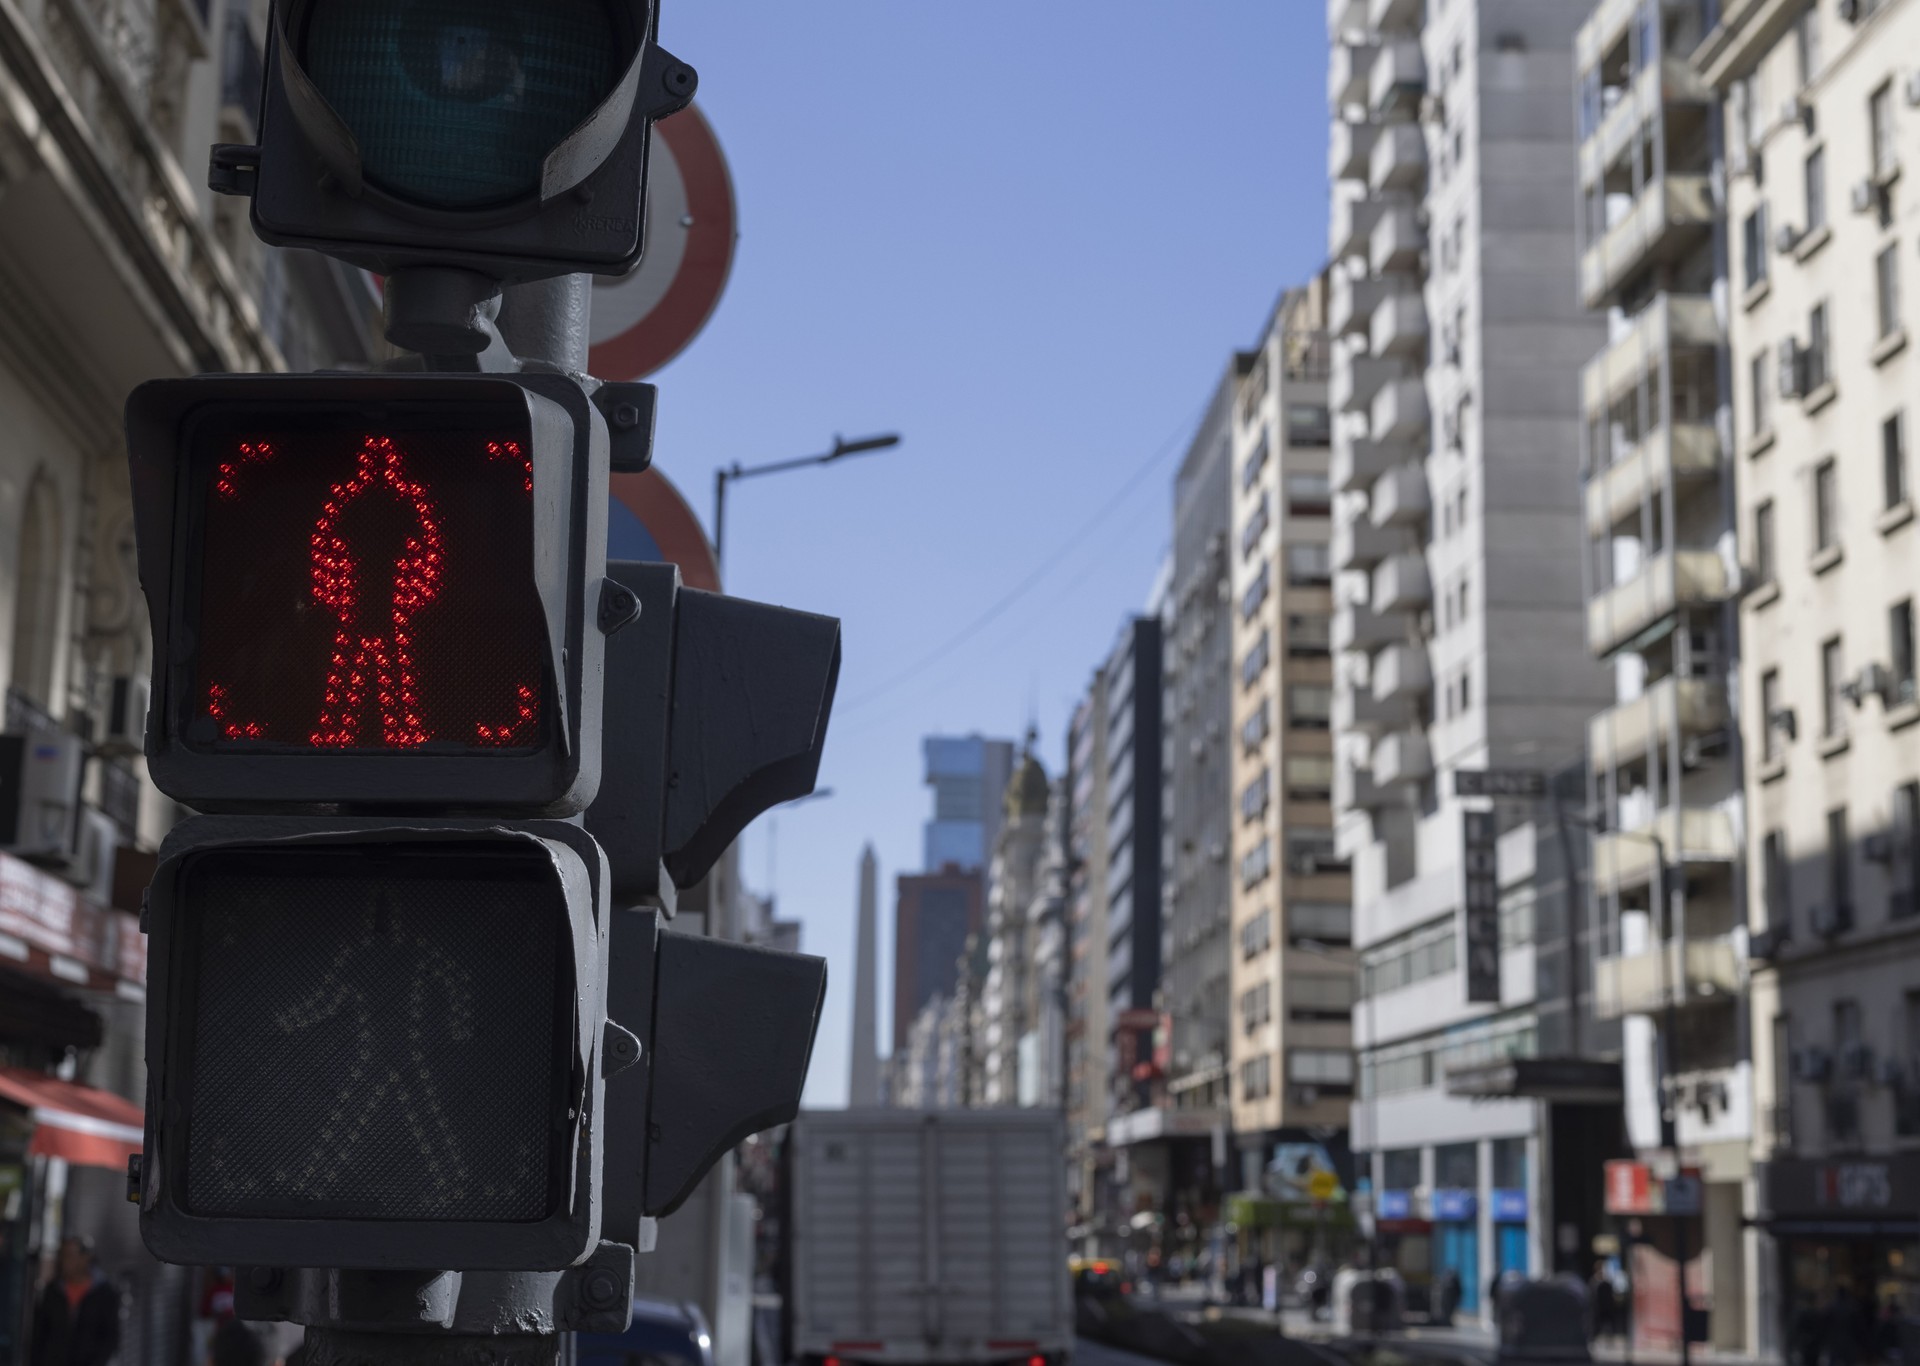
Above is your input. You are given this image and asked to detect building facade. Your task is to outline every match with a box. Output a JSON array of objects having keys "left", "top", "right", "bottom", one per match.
[
  {"left": 891, "top": 865, "right": 985, "bottom": 1054},
  {"left": 1573, "top": 0, "right": 1754, "bottom": 1349},
  {"left": 1066, "top": 674, "right": 1112, "bottom": 1243},
  {"left": 1327, "top": 0, "right": 1609, "bottom": 1319},
  {"left": 1226, "top": 279, "right": 1360, "bottom": 1262},
  {"left": 921, "top": 733, "right": 1016, "bottom": 872},
  {"left": 1699, "top": 0, "right": 1920, "bottom": 1349},
  {"left": 980, "top": 744, "right": 1052, "bottom": 1106}
]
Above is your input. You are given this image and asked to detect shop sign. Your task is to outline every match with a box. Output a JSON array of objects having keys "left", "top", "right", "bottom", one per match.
[
  {"left": 1377, "top": 1190, "right": 1413, "bottom": 1220},
  {"left": 1766, "top": 1154, "right": 1920, "bottom": 1216},
  {"left": 1491, "top": 1188, "right": 1529, "bottom": 1223},
  {"left": 1663, "top": 1175, "right": 1703, "bottom": 1216},
  {"left": 1433, "top": 1188, "right": 1478, "bottom": 1222},
  {"left": 1607, "top": 1160, "right": 1705, "bottom": 1215},
  {"left": 1463, "top": 811, "right": 1501, "bottom": 1003}
]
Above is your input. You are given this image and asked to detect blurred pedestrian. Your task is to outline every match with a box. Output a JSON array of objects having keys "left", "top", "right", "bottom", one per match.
[
  {"left": 29, "top": 1235, "right": 120, "bottom": 1366},
  {"left": 1591, "top": 1262, "right": 1619, "bottom": 1343},
  {"left": 1825, "top": 1286, "right": 1858, "bottom": 1366}
]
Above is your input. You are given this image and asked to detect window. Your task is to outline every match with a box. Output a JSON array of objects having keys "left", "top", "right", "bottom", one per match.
[
  {"left": 1284, "top": 828, "right": 1340, "bottom": 876},
  {"left": 1289, "top": 1049, "right": 1355, "bottom": 1090},
  {"left": 1241, "top": 630, "right": 1271, "bottom": 688},
  {"left": 1804, "top": 146, "right": 1827, "bottom": 233},
  {"left": 1764, "top": 829, "right": 1792, "bottom": 933},
  {"left": 1751, "top": 348, "right": 1773, "bottom": 439},
  {"left": 1822, "top": 637, "right": 1847, "bottom": 738},
  {"left": 1878, "top": 245, "right": 1902, "bottom": 340},
  {"left": 1287, "top": 974, "right": 1356, "bottom": 1023},
  {"left": 1814, "top": 459, "right": 1839, "bottom": 552},
  {"left": 1499, "top": 886, "right": 1534, "bottom": 949},
  {"left": 1456, "top": 575, "right": 1470, "bottom": 624},
  {"left": 1240, "top": 770, "right": 1272, "bottom": 824},
  {"left": 1828, "top": 807, "right": 1852, "bottom": 917},
  {"left": 1239, "top": 1054, "right": 1271, "bottom": 1101},
  {"left": 1459, "top": 664, "right": 1472, "bottom": 712},
  {"left": 1754, "top": 500, "right": 1776, "bottom": 585},
  {"left": 1761, "top": 669, "right": 1784, "bottom": 763},
  {"left": 1886, "top": 415, "right": 1910, "bottom": 510},
  {"left": 1240, "top": 910, "right": 1273, "bottom": 959},
  {"left": 1241, "top": 561, "right": 1271, "bottom": 620},
  {"left": 1241, "top": 436, "right": 1270, "bottom": 492},
  {"left": 1287, "top": 684, "right": 1332, "bottom": 730},
  {"left": 1286, "top": 473, "right": 1332, "bottom": 516},
  {"left": 1871, "top": 81, "right": 1897, "bottom": 181},
  {"left": 1807, "top": 303, "right": 1831, "bottom": 391},
  {"left": 1287, "top": 614, "right": 1331, "bottom": 657},
  {"left": 1286, "top": 544, "right": 1331, "bottom": 586},
  {"left": 1240, "top": 982, "right": 1273, "bottom": 1034},
  {"left": 1240, "top": 491, "right": 1271, "bottom": 559},
  {"left": 1285, "top": 755, "right": 1335, "bottom": 802},
  {"left": 1795, "top": 8, "right": 1822, "bottom": 87},
  {"left": 1240, "top": 838, "right": 1272, "bottom": 889},
  {"left": 1241, "top": 700, "right": 1271, "bottom": 754},
  {"left": 1382, "top": 1149, "right": 1422, "bottom": 1190},
  {"left": 1743, "top": 205, "right": 1769, "bottom": 290},
  {"left": 1288, "top": 901, "right": 1351, "bottom": 946},
  {"left": 1892, "top": 600, "right": 1917, "bottom": 706},
  {"left": 1894, "top": 784, "right": 1920, "bottom": 920},
  {"left": 1362, "top": 916, "right": 1457, "bottom": 996},
  {"left": 1286, "top": 404, "right": 1332, "bottom": 447}
]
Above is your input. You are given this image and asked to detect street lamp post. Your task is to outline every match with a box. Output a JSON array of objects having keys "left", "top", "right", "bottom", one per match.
[{"left": 711, "top": 433, "right": 902, "bottom": 573}]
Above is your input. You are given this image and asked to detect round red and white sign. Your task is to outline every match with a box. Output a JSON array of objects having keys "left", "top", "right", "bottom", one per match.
[{"left": 589, "top": 104, "right": 737, "bottom": 381}]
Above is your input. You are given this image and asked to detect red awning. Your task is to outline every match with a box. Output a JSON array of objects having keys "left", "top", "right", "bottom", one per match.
[{"left": 0, "top": 1066, "right": 144, "bottom": 1170}]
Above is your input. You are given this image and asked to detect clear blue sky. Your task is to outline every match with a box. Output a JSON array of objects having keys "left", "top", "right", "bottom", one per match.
[{"left": 647, "top": 1, "right": 1330, "bottom": 1106}]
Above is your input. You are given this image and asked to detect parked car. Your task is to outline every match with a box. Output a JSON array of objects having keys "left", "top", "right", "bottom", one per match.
[{"left": 574, "top": 1296, "right": 715, "bottom": 1366}]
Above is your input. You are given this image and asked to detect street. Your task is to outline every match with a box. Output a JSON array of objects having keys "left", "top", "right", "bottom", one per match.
[{"left": 1073, "top": 1338, "right": 1178, "bottom": 1366}]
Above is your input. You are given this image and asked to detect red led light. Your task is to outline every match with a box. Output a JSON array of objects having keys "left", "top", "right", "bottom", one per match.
[{"left": 189, "top": 419, "right": 547, "bottom": 755}]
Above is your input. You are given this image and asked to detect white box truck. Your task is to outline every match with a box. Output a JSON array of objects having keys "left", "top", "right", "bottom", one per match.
[{"left": 783, "top": 1109, "right": 1072, "bottom": 1366}]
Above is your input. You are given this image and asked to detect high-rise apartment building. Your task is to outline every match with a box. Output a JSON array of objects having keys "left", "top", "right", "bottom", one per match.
[
  {"left": 1573, "top": 0, "right": 1751, "bottom": 1350},
  {"left": 1327, "top": 0, "right": 1608, "bottom": 1318},
  {"left": 1066, "top": 676, "right": 1112, "bottom": 1240},
  {"left": 892, "top": 866, "right": 984, "bottom": 1053},
  {"left": 921, "top": 734, "right": 1016, "bottom": 872},
  {"left": 1227, "top": 282, "right": 1359, "bottom": 1243},
  {"left": 1698, "top": 0, "right": 1920, "bottom": 1352}
]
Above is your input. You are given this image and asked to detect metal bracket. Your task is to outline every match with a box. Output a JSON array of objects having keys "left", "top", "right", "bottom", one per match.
[
  {"left": 208, "top": 143, "right": 261, "bottom": 197},
  {"left": 593, "top": 382, "right": 657, "bottom": 472},
  {"left": 597, "top": 578, "right": 643, "bottom": 636}
]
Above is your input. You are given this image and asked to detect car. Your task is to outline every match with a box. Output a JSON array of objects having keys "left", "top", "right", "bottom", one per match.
[{"left": 574, "top": 1296, "right": 715, "bottom": 1366}]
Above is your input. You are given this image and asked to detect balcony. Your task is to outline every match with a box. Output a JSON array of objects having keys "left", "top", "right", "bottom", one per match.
[
  {"left": 1328, "top": 0, "right": 1368, "bottom": 41},
  {"left": 1584, "top": 422, "right": 1722, "bottom": 537},
  {"left": 1370, "top": 203, "right": 1424, "bottom": 276},
  {"left": 1335, "top": 682, "right": 1413, "bottom": 736},
  {"left": 1338, "top": 761, "right": 1394, "bottom": 812},
  {"left": 1370, "top": 377, "right": 1429, "bottom": 444},
  {"left": 1331, "top": 195, "right": 1387, "bottom": 262},
  {"left": 1575, "top": 0, "right": 1641, "bottom": 73},
  {"left": 1331, "top": 272, "right": 1389, "bottom": 338},
  {"left": 1587, "top": 548, "right": 1729, "bottom": 657},
  {"left": 1372, "top": 643, "right": 1431, "bottom": 703},
  {"left": 1369, "top": 464, "right": 1429, "bottom": 527},
  {"left": 1588, "top": 675, "right": 1730, "bottom": 776},
  {"left": 1368, "top": 0, "right": 1422, "bottom": 35},
  {"left": 1373, "top": 552, "right": 1430, "bottom": 612},
  {"left": 1581, "top": 58, "right": 1714, "bottom": 193},
  {"left": 1372, "top": 730, "right": 1433, "bottom": 787},
  {"left": 1368, "top": 40, "right": 1425, "bottom": 120},
  {"left": 1581, "top": 294, "right": 1720, "bottom": 426},
  {"left": 1334, "top": 354, "right": 1400, "bottom": 414},
  {"left": 1591, "top": 806, "right": 1738, "bottom": 897},
  {"left": 1580, "top": 174, "right": 1713, "bottom": 309},
  {"left": 1333, "top": 435, "right": 1396, "bottom": 493},
  {"left": 1369, "top": 292, "right": 1428, "bottom": 360},
  {"left": 1370, "top": 124, "right": 1427, "bottom": 192},
  {"left": 1333, "top": 515, "right": 1400, "bottom": 572},
  {"left": 1333, "top": 601, "right": 1404, "bottom": 654},
  {"left": 1331, "top": 42, "right": 1377, "bottom": 110},
  {"left": 1595, "top": 933, "right": 1742, "bottom": 1019},
  {"left": 1332, "top": 121, "right": 1378, "bottom": 184}
]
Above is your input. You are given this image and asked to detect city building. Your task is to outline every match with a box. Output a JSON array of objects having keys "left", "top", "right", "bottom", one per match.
[
  {"left": 891, "top": 864, "right": 985, "bottom": 1054},
  {"left": 1572, "top": 0, "right": 1751, "bottom": 1349},
  {"left": 921, "top": 733, "right": 1016, "bottom": 872},
  {"left": 1225, "top": 279, "right": 1361, "bottom": 1266},
  {"left": 1696, "top": 0, "right": 1920, "bottom": 1350},
  {"left": 1066, "top": 670, "right": 1113, "bottom": 1244},
  {"left": 1326, "top": 0, "right": 1610, "bottom": 1320},
  {"left": 1024, "top": 778, "right": 1073, "bottom": 1111},
  {"left": 980, "top": 741, "right": 1052, "bottom": 1106},
  {"left": 0, "top": 0, "right": 381, "bottom": 1355}
]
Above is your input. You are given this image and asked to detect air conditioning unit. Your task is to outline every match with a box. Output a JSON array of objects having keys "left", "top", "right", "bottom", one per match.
[
  {"left": 1750, "top": 923, "right": 1789, "bottom": 961},
  {"left": 1775, "top": 223, "right": 1805, "bottom": 255},
  {"left": 1851, "top": 178, "right": 1880, "bottom": 214},
  {"left": 64, "top": 808, "right": 118, "bottom": 902},
  {"left": 1794, "top": 1047, "right": 1833, "bottom": 1082},
  {"left": 1811, "top": 901, "right": 1854, "bottom": 937},
  {"left": 0, "top": 730, "right": 84, "bottom": 861},
  {"left": 100, "top": 675, "right": 148, "bottom": 757},
  {"left": 1778, "top": 340, "right": 1808, "bottom": 398},
  {"left": 1839, "top": 1042, "right": 1876, "bottom": 1081}
]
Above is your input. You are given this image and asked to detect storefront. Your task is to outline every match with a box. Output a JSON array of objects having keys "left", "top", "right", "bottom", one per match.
[
  {"left": 1375, "top": 1191, "right": 1434, "bottom": 1315},
  {"left": 1605, "top": 1159, "right": 1711, "bottom": 1353},
  {"left": 1762, "top": 1154, "right": 1920, "bottom": 1364}
]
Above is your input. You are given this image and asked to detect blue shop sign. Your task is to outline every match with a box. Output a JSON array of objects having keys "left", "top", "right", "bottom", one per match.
[
  {"left": 1491, "top": 1188, "right": 1528, "bottom": 1223},
  {"left": 1433, "top": 1188, "right": 1478, "bottom": 1222},
  {"left": 1377, "top": 1190, "right": 1413, "bottom": 1220}
]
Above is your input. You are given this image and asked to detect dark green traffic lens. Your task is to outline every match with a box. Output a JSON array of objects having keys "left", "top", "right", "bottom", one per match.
[{"left": 303, "top": 0, "right": 620, "bottom": 210}]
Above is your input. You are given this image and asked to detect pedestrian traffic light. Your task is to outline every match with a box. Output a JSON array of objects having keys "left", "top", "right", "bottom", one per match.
[
  {"left": 210, "top": 0, "right": 697, "bottom": 281},
  {"left": 125, "top": 372, "right": 608, "bottom": 814}
]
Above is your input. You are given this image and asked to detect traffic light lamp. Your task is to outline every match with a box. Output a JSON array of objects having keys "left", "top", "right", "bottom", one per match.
[{"left": 211, "top": 0, "right": 696, "bottom": 281}]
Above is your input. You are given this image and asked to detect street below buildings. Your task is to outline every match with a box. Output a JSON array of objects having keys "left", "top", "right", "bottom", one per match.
[{"left": 1073, "top": 1337, "right": 1184, "bottom": 1366}]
